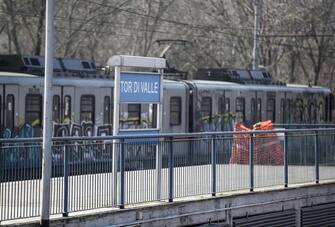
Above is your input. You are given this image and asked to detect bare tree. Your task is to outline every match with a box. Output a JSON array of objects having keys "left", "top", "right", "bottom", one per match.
[
  {"left": 128, "top": 0, "right": 175, "bottom": 57},
  {"left": 0, "top": 0, "right": 333, "bottom": 91},
  {"left": 287, "top": 0, "right": 335, "bottom": 85},
  {"left": 2, "top": 0, "right": 21, "bottom": 54}
]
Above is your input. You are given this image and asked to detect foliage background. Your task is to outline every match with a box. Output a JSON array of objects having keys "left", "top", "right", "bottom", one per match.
[{"left": 0, "top": 0, "right": 334, "bottom": 88}]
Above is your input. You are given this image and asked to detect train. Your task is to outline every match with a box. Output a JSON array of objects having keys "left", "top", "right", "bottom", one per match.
[
  {"left": 0, "top": 54, "right": 334, "bottom": 181},
  {"left": 0, "top": 54, "right": 332, "bottom": 139}
]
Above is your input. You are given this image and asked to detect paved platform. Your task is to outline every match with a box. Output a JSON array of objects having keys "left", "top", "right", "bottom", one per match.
[{"left": 1, "top": 164, "right": 335, "bottom": 223}]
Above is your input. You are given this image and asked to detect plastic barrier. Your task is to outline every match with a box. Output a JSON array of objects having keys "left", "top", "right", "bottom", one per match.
[{"left": 230, "top": 120, "right": 283, "bottom": 165}]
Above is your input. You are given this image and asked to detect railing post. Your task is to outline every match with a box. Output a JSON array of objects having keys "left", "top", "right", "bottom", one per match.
[
  {"left": 249, "top": 132, "right": 254, "bottom": 192},
  {"left": 119, "top": 138, "right": 125, "bottom": 209},
  {"left": 284, "top": 131, "right": 288, "bottom": 187},
  {"left": 314, "top": 130, "right": 319, "bottom": 184},
  {"left": 211, "top": 135, "right": 216, "bottom": 196},
  {"left": 155, "top": 140, "right": 162, "bottom": 200},
  {"left": 62, "top": 141, "right": 69, "bottom": 217},
  {"left": 168, "top": 137, "right": 174, "bottom": 203}
]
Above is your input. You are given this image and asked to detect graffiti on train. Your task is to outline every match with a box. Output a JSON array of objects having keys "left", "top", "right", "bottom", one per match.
[{"left": 0, "top": 122, "right": 113, "bottom": 138}]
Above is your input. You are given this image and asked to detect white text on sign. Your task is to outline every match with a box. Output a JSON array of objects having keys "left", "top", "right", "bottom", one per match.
[{"left": 120, "top": 81, "right": 159, "bottom": 94}]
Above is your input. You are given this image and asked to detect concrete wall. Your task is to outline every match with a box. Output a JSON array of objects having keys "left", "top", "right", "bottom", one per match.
[{"left": 6, "top": 182, "right": 335, "bottom": 227}]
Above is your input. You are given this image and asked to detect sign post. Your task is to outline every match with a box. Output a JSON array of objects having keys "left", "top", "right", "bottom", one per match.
[
  {"left": 40, "top": 0, "right": 54, "bottom": 226},
  {"left": 107, "top": 55, "right": 166, "bottom": 205},
  {"left": 156, "top": 68, "right": 164, "bottom": 200}
]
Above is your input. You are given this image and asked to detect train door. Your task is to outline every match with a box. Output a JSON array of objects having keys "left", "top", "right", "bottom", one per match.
[
  {"left": 222, "top": 90, "right": 233, "bottom": 131},
  {"left": 102, "top": 87, "right": 113, "bottom": 126},
  {"left": 256, "top": 91, "right": 266, "bottom": 122},
  {"left": 230, "top": 89, "right": 237, "bottom": 123},
  {"left": 4, "top": 84, "right": 19, "bottom": 131},
  {"left": 163, "top": 83, "right": 187, "bottom": 133},
  {"left": 325, "top": 93, "right": 334, "bottom": 123},
  {"left": 285, "top": 92, "right": 294, "bottom": 123},
  {"left": 243, "top": 88, "right": 253, "bottom": 127},
  {"left": 307, "top": 94, "right": 317, "bottom": 124},
  {"left": 62, "top": 86, "right": 75, "bottom": 123},
  {"left": 266, "top": 92, "right": 276, "bottom": 123},
  {"left": 235, "top": 90, "right": 247, "bottom": 126},
  {"left": 51, "top": 86, "right": 61, "bottom": 124},
  {"left": 249, "top": 90, "right": 258, "bottom": 125},
  {"left": 250, "top": 91, "right": 263, "bottom": 125},
  {"left": 213, "top": 89, "right": 224, "bottom": 131},
  {"left": 96, "top": 87, "right": 112, "bottom": 126},
  {"left": 73, "top": 86, "right": 99, "bottom": 125},
  {"left": 277, "top": 91, "right": 285, "bottom": 123},
  {"left": 329, "top": 93, "right": 334, "bottom": 123}
]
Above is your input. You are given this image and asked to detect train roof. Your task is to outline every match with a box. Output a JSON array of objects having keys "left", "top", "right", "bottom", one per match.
[
  {"left": 0, "top": 71, "right": 185, "bottom": 89},
  {"left": 0, "top": 53, "right": 331, "bottom": 95},
  {"left": 190, "top": 80, "right": 331, "bottom": 94},
  {"left": 0, "top": 71, "right": 112, "bottom": 87}
]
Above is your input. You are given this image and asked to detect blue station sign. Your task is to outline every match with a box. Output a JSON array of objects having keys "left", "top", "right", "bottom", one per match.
[{"left": 120, "top": 72, "right": 161, "bottom": 103}]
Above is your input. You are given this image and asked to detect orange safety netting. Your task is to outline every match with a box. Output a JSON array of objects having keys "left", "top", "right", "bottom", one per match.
[{"left": 229, "top": 120, "right": 284, "bottom": 165}]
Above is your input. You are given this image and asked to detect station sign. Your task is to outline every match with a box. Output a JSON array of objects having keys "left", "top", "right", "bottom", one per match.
[
  {"left": 120, "top": 72, "right": 160, "bottom": 103},
  {"left": 108, "top": 55, "right": 166, "bottom": 203}
]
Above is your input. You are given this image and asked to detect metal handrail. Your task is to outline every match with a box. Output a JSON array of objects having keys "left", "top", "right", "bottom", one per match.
[
  {"left": 1, "top": 125, "right": 335, "bottom": 222},
  {"left": 0, "top": 127, "right": 334, "bottom": 143},
  {"left": 273, "top": 123, "right": 335, "bottom": 128}
]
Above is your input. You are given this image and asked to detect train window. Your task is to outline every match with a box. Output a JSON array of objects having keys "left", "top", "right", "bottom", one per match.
[
  {"left": 80, "top": 95, "right": 95, "bottom": 123},
  {"left": 128, "top": 104, "right": 140, "bottom": 123},
  {"left": 294, "top": 99, "right": 303, "bottom": 123},
  {"left": 285, "top": 99, "right": 293, "bottom": 123},
  {"left": 309, "top": 101, "right": 316, "bottom": 123},
  {"left": 250, "top": 98, "right": 262, "bottom": 123},
  {"left": 120, "top": 103, "right": 157, "bottom": 129},
  {"left": 225, "top": 98, "right": 230, "bottom": 113},
  {"left": 236, "top": 97, "right": 245, "bottom": 123},
  {"left": 82, "top": 61, "right": 90, "bottom": 69},
  {"left": 219, "top": 97, "right": 230, "bottom": 115},
  {"left": 23, "top": 57, "right": 30, "bottom": 65},
  {"left": 30, "top": 58, "right": 40, "bottom": 66},
  {"left": 318, "top": 101, "right": 324, "bottom": 122},
  {"left": 52, "top": 95, "right": 60, "bottom": 123},
  {"left": 149, "top": 104, "right": 157, "bottom": 128},
  {"left": 256, "top": 98, "right": 262, "bottom": 122},
  {"left": 280, "top": 99, "right": 285, "bottom": 123},
  {"left": 325, "top": 96, "right": 329, "bottom": 122},
  {"left": 103, "top": 96, "right": 111, "bottom": 124},
  {"left": 91, "top": 62, "right": 96, "bottom": 69},
  {"left": 123, "top": 104, "right": 140, "bottom": 128},
  {"left": 170, "top": 97, "right": 181, "bottom": 126},
  {"left": 251, "top": 98, "right": 256, "bottom": 123},
  {"left": 25, "top": 94, "right": 42, "bottom": 126},
  {"left": 218, "top": 97, "right": 224, "bottom": 116},
  {"left": 266, "top": 98, "right": 276, "bottom": 122},
  {"left": 201, "top": 97, "right": 212, "bottom": 123},
  {"left": 330, "top": 95, "right": 334, "bottom": 122},
  {"left": 64, "top": 95, "right": 71, "bottom": 122},
  {"left": 6, "top": 94, "right": 14, "bottom": 129}
]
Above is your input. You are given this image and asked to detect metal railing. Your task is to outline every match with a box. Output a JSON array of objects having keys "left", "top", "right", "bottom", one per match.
[
  {"left": 273, "top": 123, "right": 335, "bottom": 129},
  {"left": 1, "top": 128, "right": 335, "bottom": 221}
]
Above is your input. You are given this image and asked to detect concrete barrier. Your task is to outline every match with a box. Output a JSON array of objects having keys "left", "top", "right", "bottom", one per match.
[{"left": 3, "top": 181, "right": 335, "bottom": 227}]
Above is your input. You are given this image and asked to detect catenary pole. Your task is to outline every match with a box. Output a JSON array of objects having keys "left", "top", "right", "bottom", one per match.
[
  {"left": 252, "top": 0, "right": 261, "bottom": 70},
  {"left": 40, "top": 0, "right": 54, "bottom": 226}
]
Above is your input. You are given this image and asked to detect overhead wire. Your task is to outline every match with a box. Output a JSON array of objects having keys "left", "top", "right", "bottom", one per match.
[
  {"left": 0, "top": 8, "right": 334, "bottom": 42},
  {"left": 0, "top": 1, "right": 334, "bottom": 60}
]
